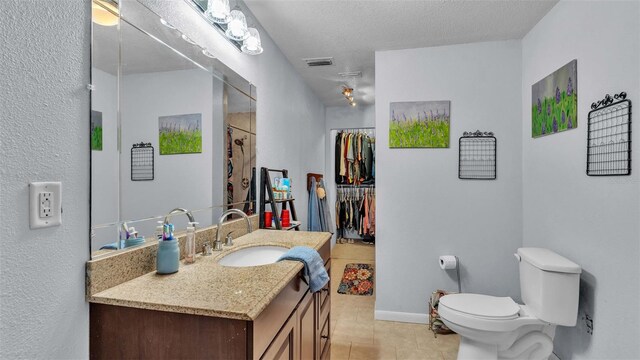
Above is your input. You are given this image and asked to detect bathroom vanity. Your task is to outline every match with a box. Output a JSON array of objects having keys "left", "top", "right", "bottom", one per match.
[{"left": 88, "top": 230, "right": 331, "bottom": 360}]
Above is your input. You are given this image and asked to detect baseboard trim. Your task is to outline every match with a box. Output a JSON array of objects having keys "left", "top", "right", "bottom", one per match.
[{"left": 374, "top": 310, "right": 428, "bottom": 324}]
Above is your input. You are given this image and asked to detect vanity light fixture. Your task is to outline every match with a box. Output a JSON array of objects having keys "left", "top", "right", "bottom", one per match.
[
  {"left": 205, "top": 0, "right": 231, "bottom": 24},
  {"left": 188, "top": 0, "right": 263, "bottom": 55},
  {"left": 225, "top": 9, "right": 250, "bottom": 41},
  {"left": 92, "top": 0, "right": 119, "bottom": 27},
  {"left": 241, "top": 28, "right": 263, "bottom": 55}
]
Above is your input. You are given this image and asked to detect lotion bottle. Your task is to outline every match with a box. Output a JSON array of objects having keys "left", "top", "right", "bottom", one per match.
[{"left": 184, "top": 222, "right": 199, "bottom": 264}]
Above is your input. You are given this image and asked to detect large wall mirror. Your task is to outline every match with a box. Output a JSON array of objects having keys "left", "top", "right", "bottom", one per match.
[{"left": 91, "top": 0, "right": 256, "bottom": 257}]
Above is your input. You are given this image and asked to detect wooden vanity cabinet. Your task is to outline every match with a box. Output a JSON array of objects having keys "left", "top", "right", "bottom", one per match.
[
  {"left": 90, "top": 241, "right": 331, "bottom": 360},
  {"left": 257, "top": 247, "right": 331, "bottom": 360}
]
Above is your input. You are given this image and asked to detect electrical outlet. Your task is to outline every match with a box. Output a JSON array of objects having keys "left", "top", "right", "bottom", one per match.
[
  {"left": 39, "top": 192, "right": 53, "bottom": 218},
  {"left": 29, "top": 182, "right": 62, "bottom": 229}
]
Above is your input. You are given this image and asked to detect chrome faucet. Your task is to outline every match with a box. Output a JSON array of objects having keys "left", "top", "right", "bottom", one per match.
[
  {"left": 163, "top": 208, "right": 196, "bottom": 226},
  {"left": 213, "top": 209, "right": 252, "bottom": 251}
]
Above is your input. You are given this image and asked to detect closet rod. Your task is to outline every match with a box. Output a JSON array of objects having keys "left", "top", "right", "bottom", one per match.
[
  {"left": 337, "top": 184, "right": 375, "bottom": 188},
  {"left": 331, "top": 127, "right": 376, "bottom": 131}
]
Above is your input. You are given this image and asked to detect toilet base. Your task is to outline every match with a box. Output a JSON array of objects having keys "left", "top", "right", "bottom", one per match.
[
  {"left": 457, "top": 337, "right": 498, "bottom": 360},
  {"left": 456, "top": 329, "right": 555, "bottom": 360}
]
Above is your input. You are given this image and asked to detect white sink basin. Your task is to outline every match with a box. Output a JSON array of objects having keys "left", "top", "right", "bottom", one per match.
[{"left": 217, "top": 246, "right": 289, "bottom": 267}]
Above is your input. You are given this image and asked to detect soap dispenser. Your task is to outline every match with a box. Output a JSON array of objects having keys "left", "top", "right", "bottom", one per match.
[{"left": 184, "top": 222, "right": 199, "bottom": 264}]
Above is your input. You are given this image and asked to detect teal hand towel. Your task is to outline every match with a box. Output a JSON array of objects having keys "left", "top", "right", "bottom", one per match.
[{"left": 278, "top": 246, "right": 329, "bottom": 292}]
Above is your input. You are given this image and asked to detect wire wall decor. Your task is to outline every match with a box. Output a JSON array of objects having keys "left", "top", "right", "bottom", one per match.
[
  {"left": 587, "top": 92, "right": 632, "bottom": 176},
  {"left": 459, "top": 130, "right": 497, "bottom": 180},
  {"left": 131, "top": 142, "right": 154, "bottom": 181}
]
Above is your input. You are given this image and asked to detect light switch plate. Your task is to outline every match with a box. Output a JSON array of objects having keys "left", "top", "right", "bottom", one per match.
[{"left": 29, "top": 182, "right": 62, "bottom": 229}]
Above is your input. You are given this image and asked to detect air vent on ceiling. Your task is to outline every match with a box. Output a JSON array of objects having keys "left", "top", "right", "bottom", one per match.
[
  {"left": 303, "top": 57, "right": 334, "bottom": 67},
  {"left": 339, "top": 71, "right": 362, "bottom": 78}
]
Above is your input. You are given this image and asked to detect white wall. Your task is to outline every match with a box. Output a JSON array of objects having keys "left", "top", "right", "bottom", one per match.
[
  {"left": 324, "top": 105, "right": 375, "bottom": 245},
  {"left": 256, "top": 32, "right": 326, "bottom": 227},
  {"left": 374, "top": 41, "right": 523, "bottom": 322},
  {"left": 522, "top": 1, "right": 640, "bottom": 358},
  {"left": 0, "top": 0, "right": 90, "bottom": 358}
]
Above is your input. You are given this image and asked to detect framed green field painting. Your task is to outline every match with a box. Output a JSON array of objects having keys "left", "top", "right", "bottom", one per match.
[
  {"left": 158, "top": 113, "right": 202, "bottom": 155},
  {"left": 390, "top": 101, "right": 450, "bottom": 148}
]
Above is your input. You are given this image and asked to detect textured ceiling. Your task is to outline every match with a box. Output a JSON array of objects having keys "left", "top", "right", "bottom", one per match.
[{"left": 244, "top": 0, "right": 558, "bottom": 107}]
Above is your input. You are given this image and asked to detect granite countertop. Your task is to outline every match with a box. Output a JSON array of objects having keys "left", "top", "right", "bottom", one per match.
[{"left": 89, "top": 229, "right": 331, "bottom": 321}]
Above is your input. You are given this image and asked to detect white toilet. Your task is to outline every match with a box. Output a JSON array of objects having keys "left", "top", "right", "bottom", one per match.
[{"left": 438, "top": 248, "right": 581, "bottom": 360}]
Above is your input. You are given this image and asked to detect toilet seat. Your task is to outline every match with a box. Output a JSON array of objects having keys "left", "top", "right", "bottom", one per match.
[
  {"left": 440, "top": 294, "right": 520, "bottom": 320},
  {"left": 439, "top": 294, "right": 543, "bottom": 332}
]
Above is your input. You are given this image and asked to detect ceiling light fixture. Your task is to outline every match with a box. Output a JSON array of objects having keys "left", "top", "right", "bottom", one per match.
[
  {"left": 92, "top": 0, "right": 119, "bottom": 27},
  {"left": 225, "top": 9, "right": 249, "bottom": 41},
  {"left": 241, "top": 28, "right": 263, "bottom": 55},
  {"left": 341, "top": 86, "right": 358, "bottom": 107},
  {"left": 205, "top": 0, "right": 231, "bottom": 24}
]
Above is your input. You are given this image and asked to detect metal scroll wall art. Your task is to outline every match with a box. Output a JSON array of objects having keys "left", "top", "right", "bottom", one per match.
[
  {"left": 131, "top": 142, "right": 155, "bottom": 181},
  {"left": 587, "top": 92, "right": 632, "bottom": 176},
  {"left": 459, "top": 130, "right": 497, "bottom": 180}
]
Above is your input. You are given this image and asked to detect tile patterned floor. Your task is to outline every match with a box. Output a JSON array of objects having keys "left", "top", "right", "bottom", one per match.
[{"left": 330, "top": 242, "right": 460, "bottom": 360}]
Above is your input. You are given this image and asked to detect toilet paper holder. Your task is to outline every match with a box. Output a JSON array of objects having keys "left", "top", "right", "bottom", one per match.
[{"left": 439, "top": 255, "right": 461, "bottom": 293}]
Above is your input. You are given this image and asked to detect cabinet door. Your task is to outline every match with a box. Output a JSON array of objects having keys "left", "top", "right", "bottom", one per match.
[
  {"left": 298, "top": 290, "right": 315, "bottom": 360},
  {"left": 261, "top": 313, "right": 298, "bottom": 360}
]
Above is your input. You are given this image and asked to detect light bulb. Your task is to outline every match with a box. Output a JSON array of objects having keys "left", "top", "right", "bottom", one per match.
[
  {"left": 225, "top": 10, "right": 249, "bottom": 41},
  {"left": 246, "top": 37, "right": 258, "bottom": 51},
  {"left": 205, "top": 0, "right": 231, "bottom": 24},
  {"left": 92, "top": 0, "right": 119, "bottom": 27},
  {"left": 241, "top": 28, "right": 263, "bottom": 55},
  {"left": 350, "top": 101, "right": 357, "bottom": 107},
  {"left": 347, "top": 96, "right": 354, "bottom": 102}
]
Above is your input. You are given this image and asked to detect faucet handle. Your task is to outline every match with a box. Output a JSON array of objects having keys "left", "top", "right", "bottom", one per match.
[
  {"left": 224, "top": 231, "right": 235, "bottom": 247},
  {"left": 202, "top": 242, "right": 213, "bottom": 256}
]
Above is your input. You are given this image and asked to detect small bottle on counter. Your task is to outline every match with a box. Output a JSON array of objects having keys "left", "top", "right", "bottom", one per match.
[
  {"left": 155, "top": 221, "right": 164, "bottom": 241},
  {"left": 184, "top": 222, "right": 199, "bottom": 264}
]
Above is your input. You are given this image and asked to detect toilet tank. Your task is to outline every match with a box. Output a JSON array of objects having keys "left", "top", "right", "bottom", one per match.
[{"left": 517, "top": 248, "right": 581, "bottom": 326}]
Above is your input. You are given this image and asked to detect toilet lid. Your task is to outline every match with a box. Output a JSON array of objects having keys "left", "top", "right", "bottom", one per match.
[{"left": 439, "top": 294, "right": 520, "bottom": 320}]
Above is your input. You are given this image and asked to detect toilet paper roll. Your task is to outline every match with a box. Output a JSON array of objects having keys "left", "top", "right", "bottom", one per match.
[{"left": 439, "top": 255, "right": 458, "bottom": 270}]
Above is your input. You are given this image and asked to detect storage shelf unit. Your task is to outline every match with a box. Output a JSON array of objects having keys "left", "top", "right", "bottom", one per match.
[{"left": 259, "top": 167, "right": 300, "bottom": 231}]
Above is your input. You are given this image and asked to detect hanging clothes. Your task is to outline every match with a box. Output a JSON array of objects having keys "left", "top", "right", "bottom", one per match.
[
  {"left": 335, "top": 130, "right": 376, "bottom": 185},
  {"left": 308, "top": 176, "right": 334, "bottom": 233},
  {"left": 308, "top": 177, "right": 322, "bottom": 231},
  {"left": 335, "top": 186, "right": 376, "bottom": 243}
]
